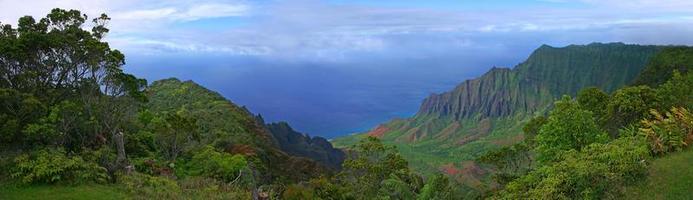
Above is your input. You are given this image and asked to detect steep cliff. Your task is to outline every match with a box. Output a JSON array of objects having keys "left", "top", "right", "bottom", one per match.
[
  {"left": 263, "top": 121, "right": 345, "bottom": 169},
  {"left": 333, "top": 43, "right": 663, "bottom": 176},
  {"left": 401, "top": 43, "right": 660, "bottom": 142}
]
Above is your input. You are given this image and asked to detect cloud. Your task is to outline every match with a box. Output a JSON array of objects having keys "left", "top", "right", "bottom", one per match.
[
  {"left": 1, "top": 0, "right": 693, "bottom": 60},
  {"left": 113, "top": 3, "right": 249, "bottom": 22}
]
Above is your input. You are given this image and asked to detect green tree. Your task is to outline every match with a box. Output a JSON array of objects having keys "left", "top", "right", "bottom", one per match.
[
  {"left": 477, "top": 143, "right": 533, "bottom": 185},
  {"left": 0, "top": 89, "right": 45, "bottom": 145},
  {"left": 536, "top": 96, "right": 608, "bottom": 163},
  {"left": 337, "top": 136, "right": 421, "bottom": 199},
  {"left": 0, "top": 9, "right": 146, "bottom": 156},
  {"left": 152, "top": 111, "right": 199, "bottom": 161},
  {"left": 499, "top": 136, "right": 649, "bottom": 199},
  {"left": 523, "top": 116, "right": 547, "bottom": 147},
  {"left": 606, "top": 86, "right": 660, "bottom": 134},
  {"left": 656, "top": 71, "right": 693, "bottom": 110},
  {"left": 577, "top": 87, "right": 610, "bottom": 126},
  {"left": 417, "top": 174, "right": 456, "bottom": 200},
  {"left": 187, "top": 145, "right": 248, "bottom": 183}
]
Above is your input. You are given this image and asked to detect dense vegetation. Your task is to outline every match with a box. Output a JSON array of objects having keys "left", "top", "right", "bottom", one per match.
[
  {"left": 481, "top": 59, "right": 692, "bottom": 198},
  {"left": 1, "top": 8, "right": 691, "bottom": 200},
  {"left": 331, "top": 43, "right": 675, "bottom": 186}
]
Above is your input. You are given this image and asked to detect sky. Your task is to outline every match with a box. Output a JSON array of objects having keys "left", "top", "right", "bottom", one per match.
[{"left": 1, "top": 0, "right": 693, "bottom": 138}]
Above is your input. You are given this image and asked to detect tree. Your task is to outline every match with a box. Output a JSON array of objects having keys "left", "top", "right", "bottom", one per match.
[
  {"left": 477, "top": 143, "right": 533, "bottom": 185},
  {"left": 536, "top": 96, "right": 608, "bottom": 163},
  {"left": 336, "top": 136, "right": 421, "bottom": 199},
  {"left": 656, "top": 71, "right": 693, "bottom": 110},
  {"left": 0, "top": 89, "right": 45, "bottom": 145},
  {"left": 606, "top": 85, "right": 660, "bottom": 135},
  {"left": 522, "top": 116, "right": 547, "bottom": 147},
  {"left": 152, "top": 111, "right": 199, "bottom": 161},
  {"left": 577, "top": 87, "right": 610, "bottom": 126},
  {"left": 417, "top": 174, "right": 456, "bottom": 200},
  {"left": 499, "top": 136, "right": 649, "bottom": 199},
  {"left": 0, "top": 9, "right": 147, "bottom": 157}
]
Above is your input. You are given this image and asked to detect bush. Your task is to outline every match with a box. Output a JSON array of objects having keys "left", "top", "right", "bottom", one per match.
[
  {"left": 187, "top": 145, "right": 248, "bottom": 183},
  {"left": 498, "top": 137, "right": 649, "bottom": 199},
  {"left": 119, "top": 172, "right": 181, "bottom": 199},
  {"left": 640, "top": 107, "right": 693, "bottom": 155},
  {"left": 10, "top": 148, "right": 108, "bottom": 184},
  {"left": 283, "top": 184, "right": 318, "bottom": 200},
  {"left": 179, "top": 177, "right": 251, "bottom": 200},
  {"left": 536, "top": 96, "right": 608, "bottom": 163}
]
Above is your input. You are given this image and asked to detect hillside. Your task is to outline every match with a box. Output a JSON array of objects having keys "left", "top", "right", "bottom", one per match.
[
  {"left": 260, "top": 119, "right": 345, "bottom": 169},
  {"left": 333, "top": 43, "right": 663, "bottom": 178},
  {"left": 146, "top": 78, "right": 331, "bottom": 182}
]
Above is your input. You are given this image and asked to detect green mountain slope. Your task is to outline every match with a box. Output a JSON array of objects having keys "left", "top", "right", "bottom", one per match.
[
  {"left": 146, "top": 78, "right": 331, "bottom": 182},
  {"left": 333, "top": 43, "right": 663, "bottom": 179}
]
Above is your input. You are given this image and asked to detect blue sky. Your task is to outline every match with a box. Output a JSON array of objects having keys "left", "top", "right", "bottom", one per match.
[{"left": 2, "top": 0, "right": 693, "bottom": 138}]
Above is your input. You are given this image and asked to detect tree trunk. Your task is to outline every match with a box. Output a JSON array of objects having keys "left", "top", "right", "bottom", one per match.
[{"left": 114, "top": 131, "right": 128, "bottom": 170}]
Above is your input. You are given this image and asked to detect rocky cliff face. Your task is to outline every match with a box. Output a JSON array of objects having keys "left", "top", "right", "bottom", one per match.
[
  {"left": 416, "top": 43, "right": 660, "bottom": 123},
  {"left": 263, "top": 120, "right": 346, "bottom": 169},
  {"left": 335, "top": 43, "right": 663, "bottom": 176}
]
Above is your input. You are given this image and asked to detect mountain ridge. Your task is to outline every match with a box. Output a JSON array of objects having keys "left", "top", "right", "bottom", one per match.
[{"left": 333, "top": 42, "right": 664, "bottom": 177}]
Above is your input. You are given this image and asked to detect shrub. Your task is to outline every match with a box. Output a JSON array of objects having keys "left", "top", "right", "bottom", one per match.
[
  {"left": 10, "top": 148, "right": 108, "bottom": 184},
  {"left": 498, "top": 137, "right": 649, "bottom": 199},
  {"left": 536, "top": 96, "right": 608, "bottom": 163},
  {"left": 187, "top": 145, "right": 248, "bottom": 183},
  {"left": 119, "top": 172, "right": 181, "bottom": 199},
  {"left": 640, "top": 107, "right": 693, "bottom": 155},
  {"left": 179, "top": 177, "right": 251, "bottom": 200},
  {"left": 283, "top": 184, "right": 318, "bottom": 200}
]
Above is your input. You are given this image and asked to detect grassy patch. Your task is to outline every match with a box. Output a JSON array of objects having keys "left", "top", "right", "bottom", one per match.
[
  {"left": 624, "top": 148, "right": 693, "bottom": 200},
  {"left": 0, "top": 184, "right": 128, "bottom": 200}
]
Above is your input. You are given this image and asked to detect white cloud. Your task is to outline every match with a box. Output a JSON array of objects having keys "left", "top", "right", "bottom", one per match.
[
  {"left": 1, "top": 0, "right": 693, "bottom": 59},
  {"left": 112, "top": 3, "right": 249, "bottom": 22},
  {"left": 114, "top": 7, "right": 177, "bottom": 20}
]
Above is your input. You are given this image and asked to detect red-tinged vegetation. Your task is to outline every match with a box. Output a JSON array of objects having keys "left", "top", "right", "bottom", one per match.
[{"left": 366, "top": 125, "right": 390, "bottom": 138}]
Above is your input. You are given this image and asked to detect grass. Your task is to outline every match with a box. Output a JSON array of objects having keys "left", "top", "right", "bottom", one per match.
[
  {"left": 0, "top": 183, "right": 128, "bottom": 200},
  {"left": 624, "top": 148, "right": 693, "bottom": 200}
]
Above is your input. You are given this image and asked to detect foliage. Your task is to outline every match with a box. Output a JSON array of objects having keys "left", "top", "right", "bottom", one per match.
[
  {"left": 0, "top": 89, "right": 45, "bottom": 145},
  {"left": 282, "top": 184, "right": 318, "bottom": 200},
  {"left": 417, "top": 174, "right": 458, "bottom": 200},
  {"left": 476, "top": 142, "right": 533, "bottom": 185},
  {"left": 336, "top": 136, "right": 420, "bottom": 199},
  {"left": 656, "top": 71, "right": 693, "bottom": 110},
  {"left": 10, "top": 148, "right": 108, "bottom": 184},
  {"left": 536, "top": 96, "right": 608, "bottom": 163},
  {"left": 522, "top": 116, "right": 547, "bottom": 146},
  {"left": 499, "top": 137, "right": 649, "bottom": 199},
  {"left": 187, "top": 145, "right": 248, "bottom": 183},
  {"left": 119, "top": 173, "right": 181, "bottom": 199},
  {"left": 577, "top": 87, "right": 610, "bottom": 125},
  {"left": 639, "top": 107, "right": 693, "bottom": 155},
  {"left": 177, "top": 177, "right": 251, "bottom": 200},
  {"left": 605, "top": 85, "right": 660, "bottom": 134},
  {"left": 150, "top": 111, "right": 199, "bottom": 161},
  {"left": 633, "top": 46, "right": 693, "bottom": 87}
]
